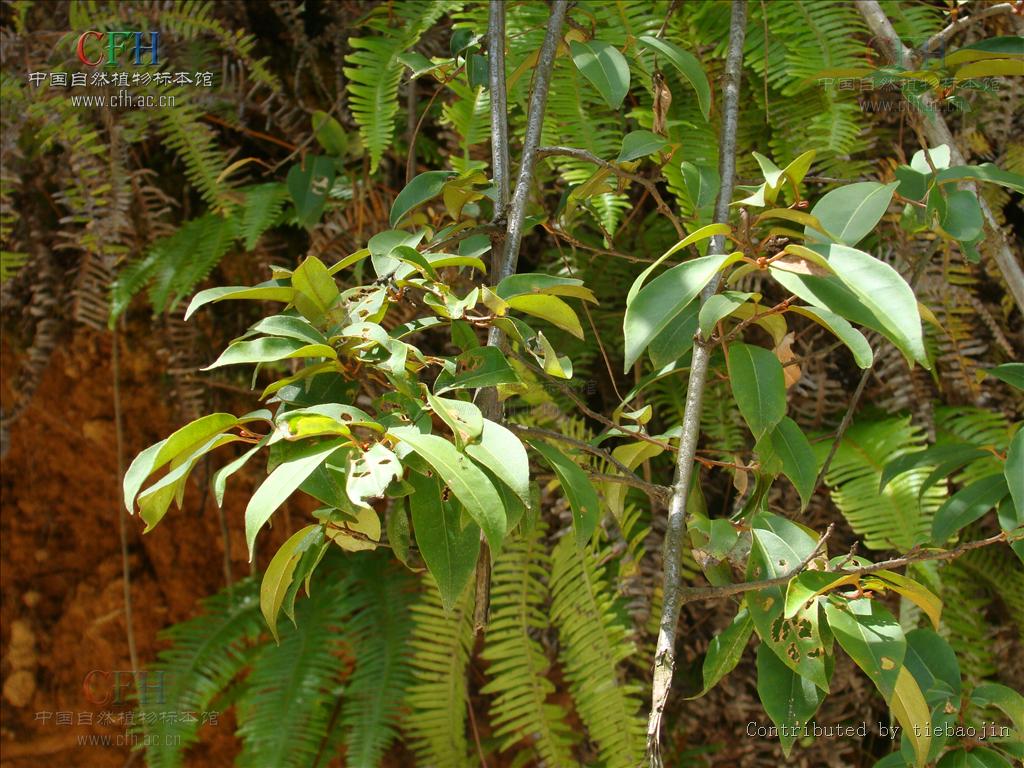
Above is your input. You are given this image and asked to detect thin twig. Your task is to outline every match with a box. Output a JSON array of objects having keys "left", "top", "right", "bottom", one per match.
[
  {"left": 808, "top": 365, "right": 872, "bottom": 504},
  {"left": 536, "top": 145, "right": 685, "bottom": 239},
  {"left": 646, "top": 3, "right": 748, "bottom": 764},
  {"left": 677, "top": 530, "right": 1016, "bottom": 605},
  {"left": 856, "top": 0, "right": 1024, "bottom": 312},
  {"left": 924, "top": 2, "right": 1020, "bottom": 51}
]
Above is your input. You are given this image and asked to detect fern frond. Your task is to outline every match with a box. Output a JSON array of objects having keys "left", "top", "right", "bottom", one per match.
[
  {"left": 140, "top": 579, "right": 263, "bottom": 768},
  {"left": 340, "top": 554, "right": 418, "bottom": 767},
  {"left": 344, "top": 1, "right": 459, "bottom": 173},
  {"left": 239, "top": 183, "right": 290, "bottom": 251},
  {"left": 405, "top": 578, "right": 474, "bottom": 767},
  {"left": 235, "top": 575, "right": 356, "bottom": 768},
  {"left": 482, "top": 525, "right": 576, "bottom": 766},
  {"left": 157, "top": 97, "right": 234, "bottom": 214},
  {"left": 550, "top": 536, "right": 644, "bottom": 768},
  {"left": 820, "top": 416, "right": 946, "bottom": 551}
]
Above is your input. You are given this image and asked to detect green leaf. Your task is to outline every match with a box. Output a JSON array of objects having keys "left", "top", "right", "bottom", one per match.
[
  {"left": 569, "top": 39, "right": 630, "bottom": 110},
  {"left": 434, "top": 347, "right": 519, "bottom": 393},
  {"left": 910, "top": 145, "right": 951, "bottom": 174},
  {"left": 931, "top": 473, "right": 1009, "bottom": 542},
  {"left": 680, "top": 161, "right": 719, "bottom": 211},
  {"left": 427, "top": 394, "right": 484, "bottom": 448},
  {"left": 982, "top": 362, "right": 1024, "bottom": 390},
  {"left": 626, "top": 224, "right": 733, "bottom": 305},
  {"left": 868, "top": 571, "right": 942, "bottom": 630},
  {"left": 291, "top": 256, "right": 339, "bottom": 321},
  {"left": 755, "top": 643, "right": 827, "bottom": 756},
  {"left": 312, "top": 110, "right": 348, "bottom": 156},
  {"left": 213, "top": 437, "right": 269, "bottom": 507},
  {"left": 245, "top": 439, "right": 346, "bottom": 559},
  {"left": 939, "top": 189, "right": 983, "bottom": 242},
  {"left": 623, "top": 252, "right": 738, "bottom": 370},
  {"left": 772, "top": 243, "right": 927, "bottom": 367},
  {"left": 784, "top": 571, "right": 860, "bottom": 619},
  {"left": 464, "top": 419, "right": 530, "bottom": 507},
  {"left": 495, "top": 273, "right": 597, "bottom": 303},
  {"left": 896, "top": 165, "right": 929, "bottom": 201},
  {"left": 124, "top": 413, "right": 240, "bottom": 511},
  {"left": 789, "top": 305, "right": 873, "bottom": 368},
  {"left": 407, "top": 470, "right": 481, "bottom": 611},
  {"left": 603, "top": 440, "right": 664, "bottom": 520},
  {"left": 806, "top": 181, "right": 899, "bottom": 246},
  {"left": 648, "top": 300, "right": 699, "bottom": 368},
  {"left": 287, "top": 155, "right": 336, "bottom": 230},
  {"left": 1006, "top": 429, "right": 1023, "bottom": 519},
  {"left": 759, "top": 417, "right": 817, "bottom": 510},
  {"left": 247, "top": 315, "right": 329, "bottom": 346},
  {"left": 527, "top": 439, "right": 602, "bottom": 547},
  {"left": 185, "top": 282, "right": 294, "bottom": 320},
  {"left": 204, "top": 337, "right": 337, "bottom": 370},
  {"left": 972, "top": 682, "right": 1024, "bottom": 734},
  {"left": 506, "top": 294, "right": 584, "bottom": 339},
  {"left": 937, "top": 748, "right": 1014, "bottom": 768},
  {"left": 346, "top": 442, "right": 402, "bottom": 509},
  {"left": 617, "top": 130, "right": 668, "bottom": 163},
  {"left": 638, "top": 35, "right": 711, "bottom": 119},
  {"left": 823, "top": 597, "right": 905, "bottom": 700},
  {"left": 390, "top": 171, "right": 455, "bottom": 227},
  {"left": 879, "top": 443, "right": 988, "bottom": 495},
  {"left": 934, "top": 164, "right": 1024, "bottom": 195},
  {"left": 261, "top": 525, "right": 325, "bottom": 642},
  {"left": 698, "top": 291, "right": 754, "bottom": 338},
  {"left": 690, "top": 609, "right": 753, "bottom": 698},
  {"left": 389, "top": 426, "right": 506, "bottom": 553},
  {"left": 727, "top": 343, "right": 786, "bottom": 439},
  {"left": 903, "top": 628, "right": 961, "bottom": 709},
  {"left": 890, "top": 666, "right": 932, "bottom": 768}
]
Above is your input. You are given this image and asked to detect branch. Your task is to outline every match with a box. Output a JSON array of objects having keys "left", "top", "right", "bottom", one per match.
[
  {"left": 677, "top": 530, "right": 1017, "bottom": 605},
  {"left": 856, "top": 0, "right": 1024, "bottom": 312},
  {"left": 499, "top": 0, "right": 568, "bottom": 281},
  {"left": 924, "top": 2, "right": 1020, "bottom": 52},
  {"left": 488, "top": 0, "right": 511, "bottom": 230},
  {"left": 646, "top": 2, "right": 748, "bottom": 764},
  {"left": 536, "top": 146, "right": 685, "bottom": 238}
]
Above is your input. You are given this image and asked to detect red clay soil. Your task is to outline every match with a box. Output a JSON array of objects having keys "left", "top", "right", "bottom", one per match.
[{"left": 0, "top": 328, "right": 266, "bottom": 767}]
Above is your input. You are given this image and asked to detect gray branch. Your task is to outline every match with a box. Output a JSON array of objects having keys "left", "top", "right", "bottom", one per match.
[
  {"left": 645, "top": 2, "right": 748, "bottom": 764},
  {"left": 856, "top": 0, "right": 1024, "bottom": 312}
]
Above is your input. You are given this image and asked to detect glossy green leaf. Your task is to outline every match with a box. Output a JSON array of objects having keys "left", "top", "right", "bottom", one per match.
[
  {"left": 983, "top": 362, "right": 1024, "bottom": 390},
  {"left": 245, "top": 439, "right": 346, "bottom": 559},
  {"left": 759, "top": 417, "right": 817, "bottom": 510},
  {"left": 698, "top": 291, "right": 754, "bottom": 338},
  {"left": 626, "top": 224, "right": 733, "bottom": 305},
  {"left": 903, "top": 628, "right": 961, "bottom": 709},
  {"left": 624, "top": 252, "right": 738, "bottom": 370},
  {"left": 972, "top": 682, "right": 1024, "bottom": 733},
  {"left": 784, "top": 571, "right": 859, "bottom": 619},
  {"left": 690, "top": 609, "right": 753, "bottom": 698},
  {"left": 727, "top": 343, "right": 787, "bottom": 439},
  {"left": 806, "top": 181, "right": 898, "bottom": 246},
  {"left": 204, "top": 337, "right": 337, "bottom": 370},
  {"left": 772, "top": 243, "right": 927, "bottom": 367},
  {"left": 390, "top": 171, "right": 455, "bottom": 227},
  {"left": 823, "top": 597, "right": 905, "bottom": 700},
  {"left": 495, "top": 273, "right": 597, "bottom": 303},
  {"left": 569, "top": 39, "right": 630, "bottom": 110},
  {"left": 261, "top": 525, "right": 324, "bottom": 642},
  {"left": 389, "top": 426, "right": 506, "bottom": 553},
  {"left": 879, "top": 443, "right": 988, "bottom": 495},
  {"left": 755, "top": 642, "right": 827, "bottom": 756},
  {"left": 464, "top": 419, "right": 530, "bottom": 506},
  {"left": 247, "top": 315, "right": 329, "bottom": 346},
  {"left": 936, "top": 748, "right": 1013, "bottom": 768},
  {"left": 212, "top": 436, "right": 269, "bottom": 507},
  {"left": 934, "top": 164, "right": 1024, "bottom": 195},
  {"left": 185, "top": 282, "right": 294, "bottom": 320},
  {"left": 287, "top": 155, "right": 335, "bottom": 229},
  {"left": 648, "top": 300, "right": 699, "bottom": 368},
  {"left": 890, "top": 666, "right": 932, "bottom": 768},
  {"left": 603, "top": 440, "right": 664, "bottom": 520},
  {"left": 124, "top": 412, "right": 240, "bottom": 511},
  {"left": 789, "top": 305, "right": 873, "bottom": 368},
  {"left": 932, "top": 473, "right": 1009, "bottom": 542},
  {"left": 427, "top": 393, "right": 484, "bottom": 447},
  {"left": 407, "top": 470, "right": 481, "bottom": 611},
  {"left": 939, "top": 189, "right": 983, "bottom": 242},
  {"left": 291, "top": 256, "right": 339, "bottom": 321},
  {"left": 434, "top": 347, "right": 518, "bottom": 393},
  {"left": 527, "top": 438, "right": 601, "bottom": 547},
  {"left": 910, "top": 145, "right": 951, "bottom": 174},
  {"left": 638, "top": 35, "right": 711, "bottom": 119},
  {"left": 506, "top": 293, "right": 584, "bottom": 339},
  {"left": 617, "top": 130, "right": 668, "bottom": 163},
  {"left": 680, "top": 161, "right": 719, "bottom": 212}
]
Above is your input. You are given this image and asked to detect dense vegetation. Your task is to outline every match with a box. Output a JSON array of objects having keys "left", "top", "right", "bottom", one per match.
[{"left": 1, "top": 1, "right": 1022, "bottom": 767}]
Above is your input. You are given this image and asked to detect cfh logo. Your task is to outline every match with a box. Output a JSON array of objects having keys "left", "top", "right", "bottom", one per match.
[
  {"left": 75, "top": 31, "right": 160, "bottom": 67},
  {"left": 83, "top": 669, "right": 171, "bottom": 706}
]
